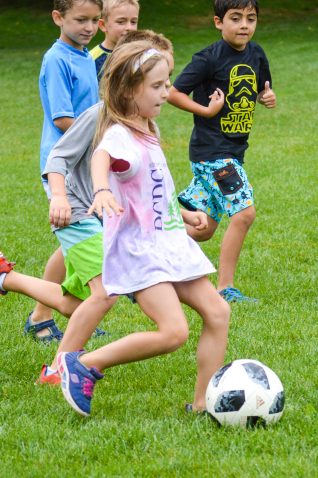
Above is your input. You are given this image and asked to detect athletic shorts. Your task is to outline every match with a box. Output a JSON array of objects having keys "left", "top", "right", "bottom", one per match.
[
  {"left": 55, "top": 218, "right": 103, "bottom": 301},
  {"left": 178, "top": 158, "right": 254, "bottom": 223}
]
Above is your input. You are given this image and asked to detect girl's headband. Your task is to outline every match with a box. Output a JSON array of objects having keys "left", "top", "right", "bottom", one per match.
[{"left": 133, "top": 48, "right": 161, "bottom": 73}]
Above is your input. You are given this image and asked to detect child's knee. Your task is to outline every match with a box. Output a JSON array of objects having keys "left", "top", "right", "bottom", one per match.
[
  {"left": 59, "top": 300, "right": 76, "bottom": 318},
  {"left": 165, "top": 322, "right": 189, "bottom": 352},
  {"left": 206, "top": 299, "right": 230, "bottom": 331},
  {"left": 88, "top": 277, "right": 117, "bottom": 308},
  {"left": 234, "top": 206, "right": 256, "bottom": 227},
  {"left": 91, "top": 292, "right": 117, "bottom": 310}
]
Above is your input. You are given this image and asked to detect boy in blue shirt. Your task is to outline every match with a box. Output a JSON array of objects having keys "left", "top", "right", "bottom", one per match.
[
  {"left": 168, "top": 0, "right": 276, "bottom": 303},
  {"left": 28, "top": 0, "right": 103, "bottom": 341},
  {"left": 90, "top": 0, "right": 139, "bottom": 81}
]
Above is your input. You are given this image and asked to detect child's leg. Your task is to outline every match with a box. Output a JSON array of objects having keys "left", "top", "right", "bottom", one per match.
[
  {"left": 28, "top": 247, "right": 65, "bottom": 338},
  {"left": 57, "top": 283, "right": 189, "bottom": 415},
  {"left": 218, "top": 205, "right": 256, "bottom": 291},
  {"left": 174, "top": 276, "right": 230, "bottom": 411},
  {"left": 50, "top": 275, "right": 117, "bottom": 369},
  {"left": 79, "top": 282, "right": 189, "bottom": 371},
  {"left": 3, "top": 270, "right": 80, "bottom": 317}
]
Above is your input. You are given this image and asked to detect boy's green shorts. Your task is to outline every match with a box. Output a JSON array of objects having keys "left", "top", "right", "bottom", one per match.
[{"left": 55, "top": 218, "right": 103, "bottom": 301}]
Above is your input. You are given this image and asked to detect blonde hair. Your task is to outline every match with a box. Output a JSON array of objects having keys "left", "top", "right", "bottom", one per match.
[
  {"left": 95, "top": 41, "right": 165, "bottom": 146},
  {"left": 102, "top": 0, "right": 139, "bottom": 19},
  {"left": 116, "top": 29, "right": 173, "bottom": 55}
]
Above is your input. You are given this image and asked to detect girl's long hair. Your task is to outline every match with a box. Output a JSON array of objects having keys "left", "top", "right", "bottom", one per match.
[{"left": 94, "top": 41, "right": 164, "bottom": 148}]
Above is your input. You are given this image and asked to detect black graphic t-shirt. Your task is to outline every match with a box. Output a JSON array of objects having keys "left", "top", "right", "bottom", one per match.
[{"left": 173, "top": 39, "right": 272, "bottom": 163}]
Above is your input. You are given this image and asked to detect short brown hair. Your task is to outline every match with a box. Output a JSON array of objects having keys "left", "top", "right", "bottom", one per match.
[{"left": 53, "top": 0, "right": 103, "bottom": 16}]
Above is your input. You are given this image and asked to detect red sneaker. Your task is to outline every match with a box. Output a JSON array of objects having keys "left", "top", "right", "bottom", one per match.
[
  {"left": 0, "top": 252, "right": 15, "bottom": 274},
  {"left": 35, "top": 364, "right": 61, "bottom": 385},
  {"left": 0, "top": 252, "right": 15, "bottom": 296}
]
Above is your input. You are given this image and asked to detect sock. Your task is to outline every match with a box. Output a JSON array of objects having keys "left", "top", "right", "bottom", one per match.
[
  {"left": 0, "top": 272, "right": 7, "bottom": 292},
  {"left": 45, "top": 366, "right": 57, "bottom": 376}
]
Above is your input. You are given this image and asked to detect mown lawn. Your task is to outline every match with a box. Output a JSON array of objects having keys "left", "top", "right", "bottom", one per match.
[{"left": 0, "top": 1, "right": 317, "bottom": 477}]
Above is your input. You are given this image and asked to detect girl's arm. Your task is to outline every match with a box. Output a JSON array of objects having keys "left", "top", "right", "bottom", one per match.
[
  {"left": 168, "top": 86, "right": 224, "bottom": 118},
  {"left": 87, "top": 150, "right": 124, "bottom": 218}
]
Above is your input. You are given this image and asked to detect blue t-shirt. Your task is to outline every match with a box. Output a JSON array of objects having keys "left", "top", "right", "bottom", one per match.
[{"left": 39, "top": 39, "right": 99, "bottom": 178}]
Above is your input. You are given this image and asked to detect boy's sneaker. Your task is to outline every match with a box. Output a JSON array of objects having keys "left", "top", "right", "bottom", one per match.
[
  {"left": 219, "top": 287, "right": 258, "bottom": 303},
  {"left": 0, "top": 252, "right": 15, "bottom": 296},
  {"left": 57, "top": 351, "right": 104, "bottom": 416},
  {"left": 35, "top": 364, "right": 61, "bottom": 385}
]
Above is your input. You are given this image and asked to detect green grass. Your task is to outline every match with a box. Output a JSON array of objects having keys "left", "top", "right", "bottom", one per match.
[{"left": 0, "top": 1, "right": 318, "bottom": 477}]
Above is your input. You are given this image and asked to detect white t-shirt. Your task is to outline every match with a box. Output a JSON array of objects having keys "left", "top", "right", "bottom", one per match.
[{"left": 95, "top": 124, "right": 215, "bottom": 295}]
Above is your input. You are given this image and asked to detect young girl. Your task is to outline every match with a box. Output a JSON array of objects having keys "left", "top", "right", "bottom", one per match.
[
  {"left": 57, "top": 41, "right": 230, "bottom": 417},
  {"left": 0, "top": 32, "right": 206, "bottom": 386}
]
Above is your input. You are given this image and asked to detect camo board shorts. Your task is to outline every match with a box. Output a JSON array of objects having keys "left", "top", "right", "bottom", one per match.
[{"left": 178, "top": 158, "right": 254, "bottom": 223}]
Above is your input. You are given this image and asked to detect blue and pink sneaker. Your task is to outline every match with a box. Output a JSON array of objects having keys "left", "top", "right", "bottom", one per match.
[{"left": 57, "top": 351, "right": 104, "bottom": 416}]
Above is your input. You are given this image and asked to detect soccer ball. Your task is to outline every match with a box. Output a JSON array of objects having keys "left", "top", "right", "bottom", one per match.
[{"left": 205, "top": 359, "right": 285, "bottom": 427}]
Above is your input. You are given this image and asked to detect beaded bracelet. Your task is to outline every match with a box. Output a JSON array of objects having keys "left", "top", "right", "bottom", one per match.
[{"left": 93, "top": 187, "right": 112, "bottom": 198}]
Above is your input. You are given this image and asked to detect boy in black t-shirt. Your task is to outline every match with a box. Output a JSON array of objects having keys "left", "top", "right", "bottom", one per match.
[{"left": 168, "top": 0, "right": 276, "bottom": 303}]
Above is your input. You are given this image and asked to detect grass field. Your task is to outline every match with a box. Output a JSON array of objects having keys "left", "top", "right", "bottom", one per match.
[{"left": 0, "top": 1, "right": 318, "bottom": 477}]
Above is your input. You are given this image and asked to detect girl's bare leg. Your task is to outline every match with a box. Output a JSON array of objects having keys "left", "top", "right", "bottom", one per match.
[
  {"left": 80, "top": 282, "right": 189, "bottom": 371},
  {"left": 3, "top": 270, "right": 80, "bottom": 317},
  {"left": 50, "top": 275, "right": 117, "bottom": 369},
  {"left": 174, "top": 277, "right": 230, "bottom": 411}
]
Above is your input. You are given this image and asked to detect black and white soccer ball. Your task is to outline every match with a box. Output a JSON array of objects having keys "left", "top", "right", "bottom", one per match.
[{"left": 206, "top": 359, "right": 285, "bottom": 427}]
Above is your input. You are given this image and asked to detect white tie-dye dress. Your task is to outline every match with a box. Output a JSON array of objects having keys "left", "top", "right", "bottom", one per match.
[{"left": 95, "top": 124, "right": 215, "bottom": 296}]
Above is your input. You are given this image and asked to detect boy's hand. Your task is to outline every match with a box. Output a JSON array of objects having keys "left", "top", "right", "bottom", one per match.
[
  {"left": 207, "top": 88, "right": 224, "bottom": 117},
  {"left": 49, "top": 194, "right": 71, "bottom": 228},
  {"left": 258, "top": 81, "right": 276, "bottom": 108},
  {"left": 87, "top": 190, "right": 124, "bottom": 219}
]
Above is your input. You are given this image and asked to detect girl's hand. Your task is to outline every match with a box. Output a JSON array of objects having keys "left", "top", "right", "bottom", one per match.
[
  {"left": 49, "top": 194, "right": 71, "bottom": 228},
  {"left": 87, "top": 189, "right": 124, "bottom": 219},
  {"left": 206, "top": 88, "right": 224, "bottom": 117},
  {"left": 181, "top": 209, "right": 208, "bottom": 230},
  {"left": 188, "top": 210, "right": 208, "bottom": 230},
  {"left": 258, "top": 81, "right": 276, "bottom": 108}
]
